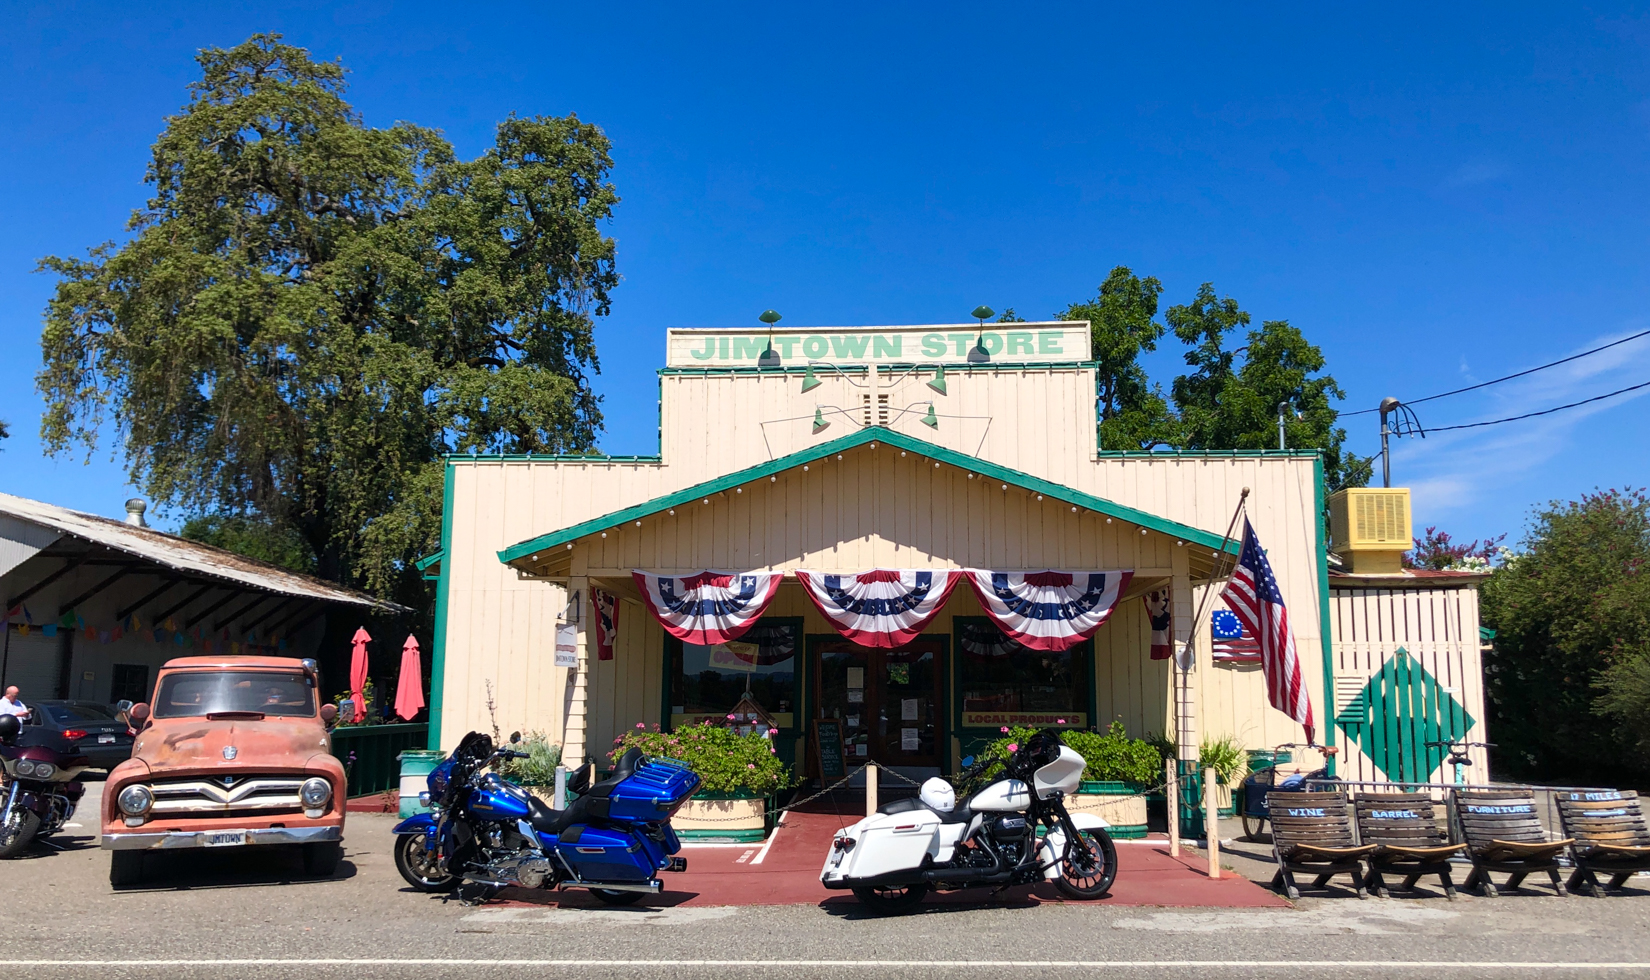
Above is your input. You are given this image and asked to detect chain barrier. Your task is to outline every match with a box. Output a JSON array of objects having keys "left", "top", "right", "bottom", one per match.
[{"left": 677, "top": 761, "right": 1170, "bottom": 825}]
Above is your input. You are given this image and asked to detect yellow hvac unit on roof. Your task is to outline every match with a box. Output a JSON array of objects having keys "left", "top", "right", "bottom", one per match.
[{"left": 1328, "top": 487, "right": 1412, "bottom": 574}]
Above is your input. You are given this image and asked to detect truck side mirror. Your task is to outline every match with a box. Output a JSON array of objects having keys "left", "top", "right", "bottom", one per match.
[
  {"left": 129, "top": 703, "right": 150, "bottom": 723},
  {"left": 320, "top": 704, "right": 338, "bottom": 728}
]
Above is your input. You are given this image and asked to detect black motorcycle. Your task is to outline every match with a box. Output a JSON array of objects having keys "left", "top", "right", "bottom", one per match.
[{"left": 0, "top": 713, "right": 90, "bottom": 857}]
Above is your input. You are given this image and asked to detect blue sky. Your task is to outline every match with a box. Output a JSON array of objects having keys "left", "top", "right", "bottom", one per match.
[{"left": 2, "top": 2, "right": 1648, "bottom": 548}]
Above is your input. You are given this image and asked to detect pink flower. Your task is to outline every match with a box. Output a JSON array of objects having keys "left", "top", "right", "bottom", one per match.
[
  {"left": 636, "top": 722, "right": 645, "bottom": 728},
  {"left": 1008, "top": 744, "right": 1019, "bottom": 752},
  {"left": 746, "top": 763, "right": 756, "bottom": 769},
  {"left": 1000, "top": 727, "right": 1009, "bottom": 734},
  {"left": 726, "top": 714, "right": 737, "bottom": 720},
  {"left": 768, "top": 728, "right": 779, "bottom": 735},
  {"left": 1057, "top": 718, "right": 1066, "bottom": 725}
]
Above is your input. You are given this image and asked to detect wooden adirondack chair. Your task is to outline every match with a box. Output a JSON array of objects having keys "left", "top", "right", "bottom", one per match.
[
  {"left": 1266, "top": 790, "right": 1376, "bottom": 900},
  {"left": 1452, "top": 789, "right": 1572, "bottom": 897},
  {"left": 1354, "top": 792, "right": 1465, "bottom": 900},
  {"left": 1554, "top": 790, "right": 1650, "bottom": 898}
]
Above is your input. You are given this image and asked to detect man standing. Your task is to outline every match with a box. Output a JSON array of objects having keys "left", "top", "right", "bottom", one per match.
[{"left": 0, "top": 686, "right": 29, "bottom": 721}]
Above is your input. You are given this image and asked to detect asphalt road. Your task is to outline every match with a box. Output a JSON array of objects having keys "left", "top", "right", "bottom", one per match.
[{"left": 4, "top": 781, "right": 1649, "bottom": 979}]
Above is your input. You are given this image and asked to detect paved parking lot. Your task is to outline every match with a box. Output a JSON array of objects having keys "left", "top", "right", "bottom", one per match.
[{"left": 3, "top": 780, "right": 1649, "bottom": 979}]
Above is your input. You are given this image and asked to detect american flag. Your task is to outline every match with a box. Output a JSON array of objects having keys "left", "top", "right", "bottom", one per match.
[
  {"left": 1220, "top": 518, "right": 1315, "bottom": 741},
  {"left": 1210, "top": 607, "right": 1261, "bottom": 662}
]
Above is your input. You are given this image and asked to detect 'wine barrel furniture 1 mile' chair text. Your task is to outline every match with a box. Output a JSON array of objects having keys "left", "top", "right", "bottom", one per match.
[
  {"left": 1355, "top": 792, "right": 1466, "bottom": 900},
  {"left": 1266, "top": 791, "right": 1376, "bottom": 900},
  {"left": 1453, "top": 789, "right": 1571, "bottom": 897},
  {"left": 1554, "top": 790, "right": 1650, "bottom": 898}
]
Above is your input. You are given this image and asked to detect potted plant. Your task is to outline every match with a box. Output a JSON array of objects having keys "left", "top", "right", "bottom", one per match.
[
  {"left": 500, "top": 731, "right": 562, "bottom": 800},
  {"left": 610, "top": 720, "right": 793, "bottom": 841},
  {"left": 1198, "top": 734, "right": 1248, "bottom": 818}
]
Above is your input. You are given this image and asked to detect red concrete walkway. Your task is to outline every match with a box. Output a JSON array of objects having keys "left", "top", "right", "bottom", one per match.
[{"left": 496, "top": 808, "right": 1287, "bottom": 910}]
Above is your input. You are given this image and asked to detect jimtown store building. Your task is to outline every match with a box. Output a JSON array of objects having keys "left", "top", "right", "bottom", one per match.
[{"left": 423, "top": 323, "right": 1491, "bottom": 793}]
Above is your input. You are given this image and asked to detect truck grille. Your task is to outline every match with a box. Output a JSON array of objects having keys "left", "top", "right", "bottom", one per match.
[{"left": 149, "top": 776, "right": 307, "bottom": 816}]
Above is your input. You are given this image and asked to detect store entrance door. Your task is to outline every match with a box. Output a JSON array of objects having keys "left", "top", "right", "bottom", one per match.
[{"left": 815, "top": 637, "right": 944, "bottom": 770}]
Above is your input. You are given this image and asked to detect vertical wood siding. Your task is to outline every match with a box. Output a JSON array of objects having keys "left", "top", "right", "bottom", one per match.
[{"left": 1330, "top": 584, "right": 1488, "bottom": 784}]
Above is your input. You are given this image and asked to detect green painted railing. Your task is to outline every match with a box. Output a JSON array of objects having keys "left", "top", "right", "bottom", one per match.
[{"left": 330, "top": 723, "right": 430, "bottom": 798}]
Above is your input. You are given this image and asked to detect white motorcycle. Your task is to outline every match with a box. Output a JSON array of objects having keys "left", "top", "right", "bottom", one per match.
[{"left": 821, "top": 729, "right": 1118, "bottom": 914}]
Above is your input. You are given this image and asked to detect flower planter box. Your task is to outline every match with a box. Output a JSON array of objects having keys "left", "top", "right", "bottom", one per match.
[
  {"left": 672, "top": 793, "right": 771, "bottom": 841},
  {"left": 1066, "top": 781, "right": 1148, "bottom": 839}
]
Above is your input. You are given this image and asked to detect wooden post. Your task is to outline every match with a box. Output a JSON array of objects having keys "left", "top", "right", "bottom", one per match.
[
  {"left": 865, "top": 764, "right": 878, "bottom": 817},
  {"left": 1204, "top": 765, "right": 1220, "bottom": 880},
  {"left": 1166, "top": 757, "right": 1180, "bottom": 858}
]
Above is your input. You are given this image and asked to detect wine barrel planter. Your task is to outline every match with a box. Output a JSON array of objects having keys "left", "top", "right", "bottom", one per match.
[
  {"left": 1065, "top": 780, "right": 1149, "bottom": 839},
  {"left": 673, "top": 791, "right": 772, "bottom": 841}
]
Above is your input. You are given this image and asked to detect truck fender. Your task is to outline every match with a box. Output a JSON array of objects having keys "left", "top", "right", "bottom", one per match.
[{"left": 392, "top": 813, "right": 438, "bottom": 836}]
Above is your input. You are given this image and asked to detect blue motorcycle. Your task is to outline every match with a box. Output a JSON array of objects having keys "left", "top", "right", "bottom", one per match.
[{"left": 393, "top": 731, "right": 699, "bottom": 904}]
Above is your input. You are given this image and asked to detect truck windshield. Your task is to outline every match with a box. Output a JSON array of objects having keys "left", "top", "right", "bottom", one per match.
[{"left": 152, "top": 671, "right": 316, "bottom": 719}]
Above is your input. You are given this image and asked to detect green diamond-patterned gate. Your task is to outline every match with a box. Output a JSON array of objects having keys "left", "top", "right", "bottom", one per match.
[{"left": 1334, "top": 647, "right": 1474, "bottom": 784}]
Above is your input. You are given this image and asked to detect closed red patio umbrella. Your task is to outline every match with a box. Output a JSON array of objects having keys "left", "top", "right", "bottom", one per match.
[
  {"left": 395, "top": 635, "right": 425, "bottom": 722},
  {"left": 349, "top": 627, "right": 371, "bottom": 722}
]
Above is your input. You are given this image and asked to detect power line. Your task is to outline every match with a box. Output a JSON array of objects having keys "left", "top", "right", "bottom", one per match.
[
  {"left": 1342, "top": 328, "right": 1650, "bottom": 417},
  {"left": 1422, "top": 378, "right": 1650, "bottom": 432}
]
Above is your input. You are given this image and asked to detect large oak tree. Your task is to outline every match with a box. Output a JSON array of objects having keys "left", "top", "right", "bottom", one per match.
[{"left": 37, "top": 34, "right": 617, "bottom": 610}]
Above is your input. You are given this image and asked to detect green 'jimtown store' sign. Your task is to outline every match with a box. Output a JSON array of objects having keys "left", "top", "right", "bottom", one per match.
[{"left": 664, "top": 322, "right": 1093, "bottom": 369}]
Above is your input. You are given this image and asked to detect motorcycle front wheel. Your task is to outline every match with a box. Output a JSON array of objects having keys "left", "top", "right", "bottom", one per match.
[
  {"left": 851, "top": 883, "right": 928, "bottom": 915},
  {"left": 394, "top": 833, "right": 461, "bottom": 892},
  {"left": 0, "top": 805, "right": 40, "bottom": 859},
  {"left": 1054, "top": 827, "right": 1117, "bottom": 900}
]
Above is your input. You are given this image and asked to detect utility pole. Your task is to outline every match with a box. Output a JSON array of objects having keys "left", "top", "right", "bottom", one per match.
[{"left": 1378, "top": 397, "right": 1400, "bottom": 487}]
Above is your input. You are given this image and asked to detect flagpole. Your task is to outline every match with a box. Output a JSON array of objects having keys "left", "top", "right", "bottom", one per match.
[{"left": 1175, "top": 488, "right": 1249, "bottom": 780}]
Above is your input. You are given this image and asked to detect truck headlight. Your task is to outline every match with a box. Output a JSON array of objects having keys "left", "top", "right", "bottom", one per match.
[
  {"left": 300, "top": 777, "right": 332, "bottom": 808},
  {"left": 117, "top": 784, "right": 153, "bottom": 816}
]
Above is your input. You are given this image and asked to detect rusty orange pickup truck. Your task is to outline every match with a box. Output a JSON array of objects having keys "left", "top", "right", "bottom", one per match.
[{"left": 101, "top": 656, "right": 345, "bottom": 886}]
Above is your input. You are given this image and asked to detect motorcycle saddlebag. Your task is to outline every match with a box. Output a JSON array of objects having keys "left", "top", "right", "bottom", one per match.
[
  {"left": 555, "top": 824, "right": 657, "bottom": 882},
  {"left": 605, "top": 757, "right": 701, "bottom": 823}
]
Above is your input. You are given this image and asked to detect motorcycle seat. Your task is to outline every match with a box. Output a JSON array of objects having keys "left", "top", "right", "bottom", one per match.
[
  {"left": 520, "top": 748, "right": 649, "bottom": 838},
  {"left": 878, "top": 795, "right": 973, "bottom": 825}
]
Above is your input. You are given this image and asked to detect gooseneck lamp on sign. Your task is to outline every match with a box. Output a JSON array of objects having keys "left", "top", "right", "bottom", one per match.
[
  {"left": 968, "top": 306, "right": 993, "bottom": 364},
  {"left": 757, "top": 310, "right": 783, "bottom": 368}
]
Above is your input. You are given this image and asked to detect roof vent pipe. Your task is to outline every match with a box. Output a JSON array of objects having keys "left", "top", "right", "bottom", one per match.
[{"left": 124, "top": 498, "right": 148, "bottom": 528}]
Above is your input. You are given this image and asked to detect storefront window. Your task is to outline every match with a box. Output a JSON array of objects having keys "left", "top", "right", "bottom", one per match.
[
  {"left": 955, "top": 618, "right": 1090, "bottom": 729},
  {"left": 669, "top": 619, "right": 799, "bottom": 730}
]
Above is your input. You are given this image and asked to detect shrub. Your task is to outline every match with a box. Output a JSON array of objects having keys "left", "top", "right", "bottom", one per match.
[
  {"left": 611, "top": 721, "right": 793, "bottom": 796},
  {"left": 970, "top": 722, "right": 1161, "bottom": 789},
  {"left": 500, "top": 731, "right": 562, "bottom": 788}
]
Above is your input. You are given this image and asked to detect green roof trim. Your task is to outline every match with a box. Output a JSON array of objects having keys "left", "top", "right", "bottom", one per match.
[
  {"left": 413, "top": 549, "right": 446, "bottom": 572},
  {"left": 496, "top": 427, "right": 1239, "bottom": 566}
]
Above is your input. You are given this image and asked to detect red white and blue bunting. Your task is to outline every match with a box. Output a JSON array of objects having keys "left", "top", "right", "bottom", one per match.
[
  {"left": 630, "top": 570, "right": 784, "bottom": 646},
  {"left": 965, "top": 570, "right": 1133, "bottom": 652},
  {"left": 794, "top": 569, "right": 965, "bottom": 649}
]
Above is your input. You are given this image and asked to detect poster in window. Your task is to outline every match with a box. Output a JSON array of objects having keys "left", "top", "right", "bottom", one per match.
[
  {"left": 846, "top": 667, "right": 864, "bottom": 689},
  {"left": 847, "top": 688, "right": 863, "bottom": 703},
  {"left": 900, "top": 728, "right": 920, "bottom": 751},
  {"left": 901, "top": 698, "right": 918, "bottom": 721}
]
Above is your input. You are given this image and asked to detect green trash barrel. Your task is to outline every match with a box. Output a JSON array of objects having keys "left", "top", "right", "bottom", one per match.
[{"left": 398, "top": 750, "right": 446, "bottom": 818}]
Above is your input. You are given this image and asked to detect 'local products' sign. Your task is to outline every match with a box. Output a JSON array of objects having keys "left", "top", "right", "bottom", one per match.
[
  {"left": 665, "top": 322, "right": 1092, "bottom": 368},
  {"left": 961, "top": 712, "right": 1088, "bottom": 728}
]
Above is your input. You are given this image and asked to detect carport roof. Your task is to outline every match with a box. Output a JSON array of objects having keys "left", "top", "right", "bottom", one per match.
[
  {"left": 0, "top": 491, "right": 404, "bottom": 613},
  {"left": 497, "top": 427, "right": 1239, "bottom": 569}
]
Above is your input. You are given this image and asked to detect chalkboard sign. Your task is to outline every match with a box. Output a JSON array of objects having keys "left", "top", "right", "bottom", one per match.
[{"left": 815, "top": 719, "right": 846, "bottom": 781}]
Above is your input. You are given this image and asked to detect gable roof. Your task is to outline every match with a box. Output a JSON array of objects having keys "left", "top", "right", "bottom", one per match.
[{"left": 497, "top": 427, "right": 1238, "bottom": 569}]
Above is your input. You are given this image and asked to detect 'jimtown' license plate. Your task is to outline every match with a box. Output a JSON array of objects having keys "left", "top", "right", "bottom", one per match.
[{"left": 203, "top": 831, "right": 246, "bottom": 847}]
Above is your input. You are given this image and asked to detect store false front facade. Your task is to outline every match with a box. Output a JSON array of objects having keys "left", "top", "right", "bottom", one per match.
[{"left": 423, "top": 323, "right": 1333, "bottom": 778}]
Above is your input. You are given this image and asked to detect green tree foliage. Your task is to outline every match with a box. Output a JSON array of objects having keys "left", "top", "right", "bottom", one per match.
[
  {"left": 1165, "top": 283, "right": 1370, "bottom": 489},
  {"left": 180, "top": 514, "right": 317, "bottom": 575},
  {"left": 1481, "top": 489, "right": 1650, "bottom": 782},
  {"left": 1057, "top": 267, "right": 1178, "bottom": 450},
  {"left": 35, "top": 34, "right": 617, "bottom": 610}
]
